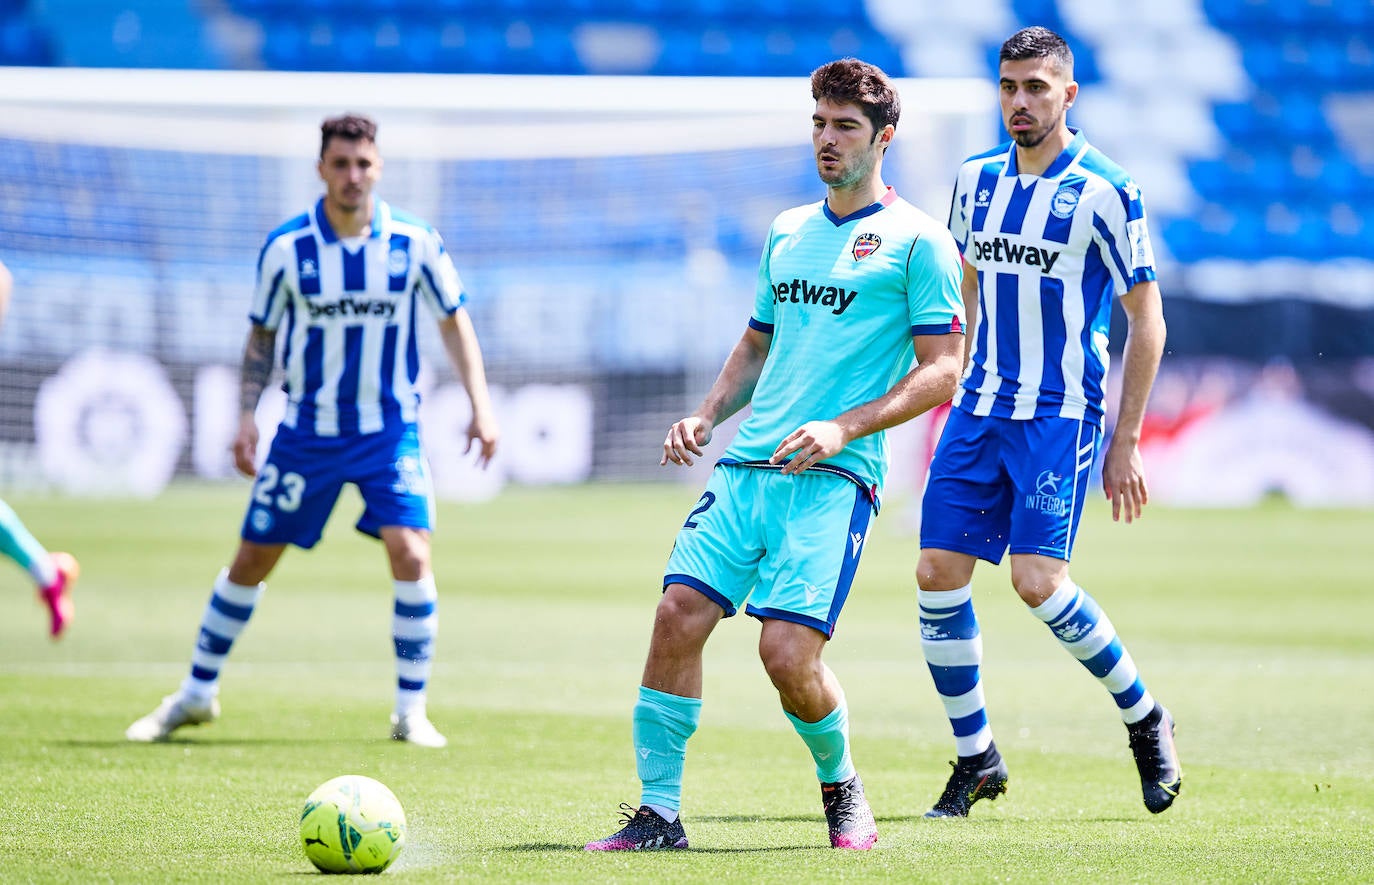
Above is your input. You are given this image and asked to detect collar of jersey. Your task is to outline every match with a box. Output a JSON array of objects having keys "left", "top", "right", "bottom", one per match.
[
  {"left": 822, "top": 186, "right": 897, "bottom": 226},
  {"left": 313, "top": 197, "right": 387, "bottom": 244},
  {"left": 1004, "top": 128, "right": 1087, "bottom": 180}
]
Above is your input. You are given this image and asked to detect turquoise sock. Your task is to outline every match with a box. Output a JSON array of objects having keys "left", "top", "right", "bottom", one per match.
[
  {"left": 786, "top": 702, "right": 856, "bottom": 784},
  {"left": 0, "top": 499, "right": 51, "bottom": 585},
  {"left": 633, "top": 686, "right": 701, "bottom": 813}
]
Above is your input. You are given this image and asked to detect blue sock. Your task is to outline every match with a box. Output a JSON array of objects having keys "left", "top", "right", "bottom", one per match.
[
  {"left": 633, "top": 686, "right": 701, "bottom": 815},
  {"left": 0, "top": 498, "right": 55, "bottom": 586},
  {"left": 181, "top": 569, "right": 265, "bottom": 702},
  {"left": 393, "top": 576, "right": 438, "bottom": 716},
  {"left": 919, "top": 585, "right": 992, "bottom": 757},
  {"left": 1031, "top": 581, "right": 1155, "bottom": 724},
  {"left": 786, "top": 701, "right": 856, "bottom": 784}
]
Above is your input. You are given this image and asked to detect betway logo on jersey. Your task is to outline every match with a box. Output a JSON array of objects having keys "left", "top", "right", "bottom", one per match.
[
  {"left": 973, "top": 236, "right": 1061, "bottom": 275},
  {"left": 305, "top": 297, "right": 397, "bottom": 320},
  {"left": 773, "top": 279, "right": 858, "bottom": 316}
]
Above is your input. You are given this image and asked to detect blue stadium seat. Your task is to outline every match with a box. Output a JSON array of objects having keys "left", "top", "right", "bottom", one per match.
[{"left": 0, "top": 13, "right": 54, "bottom": 65}]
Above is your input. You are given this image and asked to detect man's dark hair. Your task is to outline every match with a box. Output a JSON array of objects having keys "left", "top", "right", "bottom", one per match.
[
  {"left": 810, "top": 58, "right": 900, "bottom": 139},
  {"left": 320, "top": 113, "right": 378, "bottom": 157},
  {"left": 999, "top": 26, "right": 1075, "bottom": 76}
]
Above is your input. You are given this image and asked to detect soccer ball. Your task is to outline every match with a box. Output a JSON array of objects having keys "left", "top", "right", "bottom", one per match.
[{"left": 300, "top": 775, "right": 407, "bottom": 874}]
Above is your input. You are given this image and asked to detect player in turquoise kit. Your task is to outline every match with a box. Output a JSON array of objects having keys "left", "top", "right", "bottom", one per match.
[
  {"left": 0, "top": 260, "right": 79, "bottom": 639},
  {"left": 586, "top": 59, "right": 966, "bottom": 852}
]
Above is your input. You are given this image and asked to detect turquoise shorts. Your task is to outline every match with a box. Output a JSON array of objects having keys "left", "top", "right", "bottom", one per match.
[{"left": 664, "top": 464, "right": 876, "bottom": 638}]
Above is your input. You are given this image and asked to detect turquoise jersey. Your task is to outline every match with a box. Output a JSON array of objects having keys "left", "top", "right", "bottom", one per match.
[{"left": 723, "top": 188, "right": 964, "bottom": 491}]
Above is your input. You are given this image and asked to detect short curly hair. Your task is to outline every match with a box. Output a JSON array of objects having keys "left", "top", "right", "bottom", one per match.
[
  {"left": 320, "top": 113, "right": 378, "bottom": 157},
  {"left": 810, "top": 58, "right": 900, "bottom": 137}
]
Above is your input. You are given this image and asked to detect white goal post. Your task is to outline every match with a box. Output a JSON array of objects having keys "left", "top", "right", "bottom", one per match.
[{"left": 0, "top": 67, "right": 993, "bottom": 499}]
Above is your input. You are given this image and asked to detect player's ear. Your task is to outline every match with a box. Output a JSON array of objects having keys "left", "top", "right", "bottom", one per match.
[
  {"left": 316, "top": 158, "right": 326, "bottom": 182},
  {"left": 1064, "top": 80, "right": 1079, "bottom": 109}
]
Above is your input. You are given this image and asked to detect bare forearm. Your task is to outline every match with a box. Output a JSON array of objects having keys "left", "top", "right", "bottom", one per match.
[
  {"left": 439, "top": 311, "right": 494, "bottom": 416},
  {"left": 695, "top": 331, "right": 770, "bottom": 425},
  {"left": 835, "top": 343, "right": 962, "bottom": 442},
  {"left": 239, "top": 326, "right": 277, "bottom": 416},
  {"left": 1114, "top": 308, "right": 1166, "bottom": 445}
]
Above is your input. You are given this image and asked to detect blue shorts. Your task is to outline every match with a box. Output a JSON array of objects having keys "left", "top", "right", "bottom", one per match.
[
  {"left": 920, "top": 409, "right": 1100, "bottom": 564},
  {"left": 664, "top": 465, "right": 875, "bottom": 638},
  {"left": 240, "top": 423, "right": 433, "bottom": 549}
]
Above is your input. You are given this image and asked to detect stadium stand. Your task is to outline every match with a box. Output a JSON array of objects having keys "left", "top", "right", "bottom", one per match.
[{"left": 2, "top": 0, "right": 1371, "bottom": 355}]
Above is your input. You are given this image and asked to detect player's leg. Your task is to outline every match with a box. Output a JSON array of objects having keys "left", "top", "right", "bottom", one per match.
[
  {"left": 747, "top": 471, "right": 877, "bottom": 849},
  {"left": 1006, "top": 418, "right": 1181, "bottom": 813},
  {"left": 759, "top": 619, "right": 878, "bottom": 850},
  {"left": 915, "top": 409, "right": 1012, "bottom": 817},
  {"left": 124, "top": 541, "right": 284, "bottom": 742},
  {"left": 378, "top": 525, "right": 446, "bottom": 748},
  {"left": 587, "top": 468, "right": 754, "bottom": 851},
  {"left": 352, "top": 425, "right": 447, "bottom": 747},
  {"left": 126, "top": 428, "right": 340, "bottom": 742},
  {"left": 0, "top": 497, "right": 78, "bottom": 638}
]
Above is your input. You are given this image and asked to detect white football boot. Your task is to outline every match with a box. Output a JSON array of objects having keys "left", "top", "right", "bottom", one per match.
[
  {"left": 389, "top": 710, "right": 448, "bottom": 748},
  {"left": 125, "top": 693, "right": 220, "bottom": 742}
]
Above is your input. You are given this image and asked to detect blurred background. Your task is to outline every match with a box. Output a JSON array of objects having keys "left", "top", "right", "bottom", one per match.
[{"left": 0, "top": 0, "right": 1371, "bottom": 507}]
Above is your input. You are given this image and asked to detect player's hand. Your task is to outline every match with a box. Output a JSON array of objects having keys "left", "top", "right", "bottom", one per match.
[
  {"left": 771, "top": 421, "right": 848, "bottom": 475},
  {"left": 466, "top": 411, "right": 499, "bottom": 469},
  {"left": 231, "top": 415, "right": 259, "bottom": 478},
  {"left": 662, "top": 416, "right": 713, "bottom": 467},
  {"left": 1102, "top": 439, "right": 1148, "bottom": 523}
]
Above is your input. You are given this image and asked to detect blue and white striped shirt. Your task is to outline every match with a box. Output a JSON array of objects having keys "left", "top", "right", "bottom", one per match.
[
  {"left": 251, "top": 198, "right": 465, "bottom": 437},
  {"left": 949, "top": 129, "right": 1156, "bottom": 426}
]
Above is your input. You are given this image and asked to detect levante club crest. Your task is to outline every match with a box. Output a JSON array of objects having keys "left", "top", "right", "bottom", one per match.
[{"left": 852, "top": 233, "right": 881, "bottom": 260}]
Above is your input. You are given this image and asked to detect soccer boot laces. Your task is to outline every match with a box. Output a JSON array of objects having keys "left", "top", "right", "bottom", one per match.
[
  {"left": 585, "top": 803, "right": 688, "bottom": 851},
  {"left": 925, "top": 749, "right": 1009, "bottom": 818},
  {"left": 821, "top": 773, "right": 878, "bottom": 850}
]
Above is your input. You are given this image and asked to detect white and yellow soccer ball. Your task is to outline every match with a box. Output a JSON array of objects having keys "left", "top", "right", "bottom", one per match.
[{"left": 300, "top": 775, "right": 407, "bottom": 874}]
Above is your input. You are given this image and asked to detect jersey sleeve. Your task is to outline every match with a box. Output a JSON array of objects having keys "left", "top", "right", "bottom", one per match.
[
  {"left": 946, "top": 165, "right": 974, "bottom": 262},
  {"left": 749, "top": 221, "right": 778, "bottom": 334},
  {"left": 1094, "top": 178, "right": 1158, "bottom": 296},
  {"left": 906, "top": 228, "right": 966, "bottom": 337},
  {"left": 414, "top": 229, "right": 467, "bottom": 319},
  {"left": 249, "top": 235, "right": 292, "bottom": 329}
]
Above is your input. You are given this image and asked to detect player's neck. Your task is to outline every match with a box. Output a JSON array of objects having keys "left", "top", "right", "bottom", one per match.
[
  {"left": 826, "top": 178, "right": 887, "bottom": 220},
  {"left": 323, "top": 197, "right": 374, "bottom": 238},
  {"left": 1014, "top": 126, "right": 1074, "bottom": 177}
]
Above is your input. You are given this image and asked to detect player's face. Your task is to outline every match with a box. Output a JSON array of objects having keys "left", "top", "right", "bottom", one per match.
[
  {"left": 317, "top": 137, "right": 382, "bottom": 214},
  {"left": 812, "top": 98, "right": 891, "bottom": 190},
  {"left": 998, "top": 57, "right": 1077, "bottom": 149}
]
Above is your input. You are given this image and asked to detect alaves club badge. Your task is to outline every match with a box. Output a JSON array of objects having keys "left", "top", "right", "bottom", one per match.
[{"left": 853, "top": 233, "right": 881, "bottom": 260}]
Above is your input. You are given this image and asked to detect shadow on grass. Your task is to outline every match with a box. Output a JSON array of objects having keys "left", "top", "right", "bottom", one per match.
[
  {"left": 60, "top": 738, "right": 370, "bottom": 748},
  {"left": 502, "top": 843, "right": 823, "bottom": 854}
]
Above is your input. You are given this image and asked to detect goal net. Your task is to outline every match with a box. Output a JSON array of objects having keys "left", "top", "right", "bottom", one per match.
[{"left": 0, "top": 67, "right": 993, "bottom": 500}]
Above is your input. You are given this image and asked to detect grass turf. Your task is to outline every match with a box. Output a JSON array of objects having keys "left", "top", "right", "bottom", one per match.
[{"left": 1, "top": 483, "right": 1370, "bottom": 883}]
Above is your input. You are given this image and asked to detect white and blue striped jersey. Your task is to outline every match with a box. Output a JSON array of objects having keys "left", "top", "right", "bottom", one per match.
[
  {"left": 251, "top": 198, "right": 465, "bottom": 437},
  {"left": 949, "top": 129, "right": 1156, "bottom": 426}
]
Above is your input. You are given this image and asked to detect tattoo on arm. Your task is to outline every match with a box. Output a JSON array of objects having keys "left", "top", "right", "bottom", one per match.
[{"left": 240, "top": 327, "right": 277, "bottom": 414}]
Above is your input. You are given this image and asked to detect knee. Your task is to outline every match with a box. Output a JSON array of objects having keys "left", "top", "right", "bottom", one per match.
[
  {"left": 227, "top": 544, "right": 280, "bottom": 585},
  {"left": 1009, "top": 562, "right": 1068, "bottom": 606},
  {"left": 758, "top": 637, "right": 817, "bottom": 694},
  {"left": 385, "top": 531, "right": 431, "bottom": 581},
  {"left": 651, "top": 586, "right": 718, "bottom": 647},
  {"left": 916, "top": 550, "right": 974, "bottom": 592}
]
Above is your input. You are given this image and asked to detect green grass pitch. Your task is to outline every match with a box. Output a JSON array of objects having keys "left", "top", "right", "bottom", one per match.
[{"left": 1, "top": 483, "right": 1370, "bottom": 883}]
